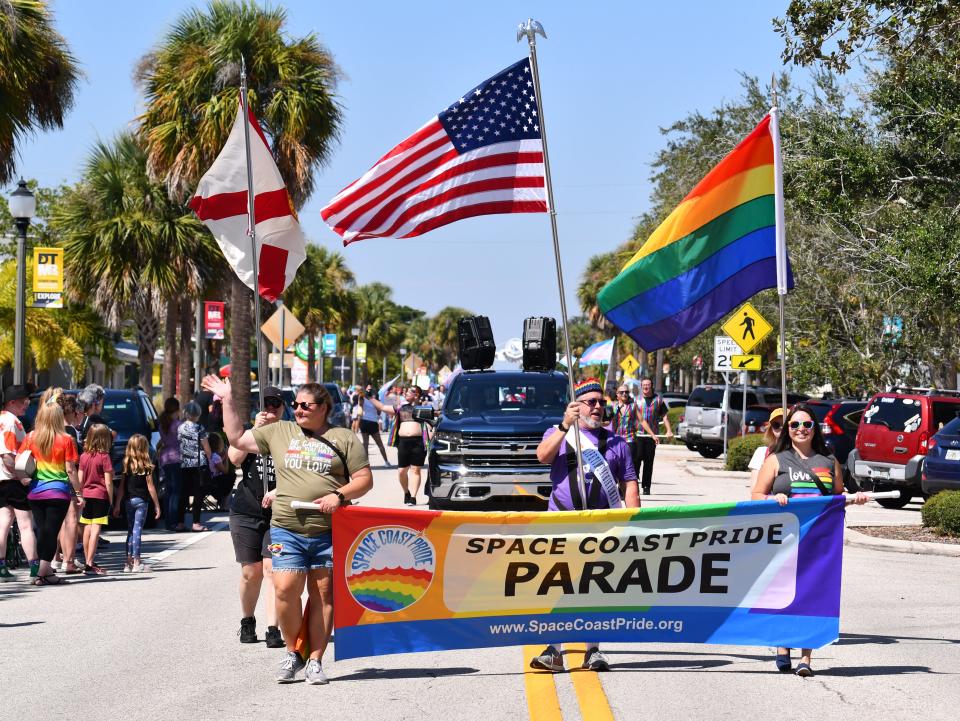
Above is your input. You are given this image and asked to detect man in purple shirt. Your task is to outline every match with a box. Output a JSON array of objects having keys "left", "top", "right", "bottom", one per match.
[{"left": 530, "top": 378, "right": 639, "bottom": 673}]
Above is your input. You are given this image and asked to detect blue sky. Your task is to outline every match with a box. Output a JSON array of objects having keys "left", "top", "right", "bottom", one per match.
[{"left": 15, "top": 1, "right": 800, "bottom": 353}]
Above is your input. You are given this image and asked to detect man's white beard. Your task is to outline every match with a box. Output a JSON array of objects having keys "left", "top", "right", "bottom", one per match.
[{"left": 582, "top": 417, "right": 602, "bottom": 430}]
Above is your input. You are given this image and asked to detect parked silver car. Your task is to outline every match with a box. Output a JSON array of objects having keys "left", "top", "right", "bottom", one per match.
[{"left": 682, "top": 385, "right": 808, "bottom": 458}]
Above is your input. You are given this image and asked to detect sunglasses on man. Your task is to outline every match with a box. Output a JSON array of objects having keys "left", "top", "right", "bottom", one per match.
[
  {"left": 264, "top": 397, "right": 284, "bottom": 409},
  {"left": 578, "top": 398, "right": 605, "bottom": 408}
]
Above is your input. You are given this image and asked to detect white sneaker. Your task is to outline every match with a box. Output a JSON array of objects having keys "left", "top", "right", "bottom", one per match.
[
  {"left": 305, "top": 659, "right": 329, "bottom": 685},
  {"left": 277, "top": 651, "right": 305, "bottom": 683}
]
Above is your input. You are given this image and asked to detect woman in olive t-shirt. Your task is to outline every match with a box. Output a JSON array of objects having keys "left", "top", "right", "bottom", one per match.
[{"left": 203, "top": 376, "right": 373, "bottom": 685}]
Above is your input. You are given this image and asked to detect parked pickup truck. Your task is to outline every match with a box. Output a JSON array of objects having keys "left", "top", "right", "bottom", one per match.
[{"left": 425, "top": 369, "right": 568, "bottom": 510}]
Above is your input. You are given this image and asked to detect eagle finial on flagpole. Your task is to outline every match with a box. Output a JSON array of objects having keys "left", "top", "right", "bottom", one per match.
[{"left": 517, "top": 18, "right": 546, "bottom": 44}]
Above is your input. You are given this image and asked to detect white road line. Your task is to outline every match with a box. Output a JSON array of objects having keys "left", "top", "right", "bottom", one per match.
[{"left": 148, "top": 520, "right": 229, "bottom": 564}]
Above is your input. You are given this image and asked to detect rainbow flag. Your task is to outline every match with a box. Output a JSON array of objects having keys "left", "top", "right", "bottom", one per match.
[{"left": 598, "top": 114, "right": 792, "bottom": 351}]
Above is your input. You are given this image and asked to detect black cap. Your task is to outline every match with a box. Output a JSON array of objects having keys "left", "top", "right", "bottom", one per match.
[
  {"left": 3, "top": 385, "right": 29, "bottom": 404},
  {"left": 263, "top": 386, "right": 283, "bottom": 401}
]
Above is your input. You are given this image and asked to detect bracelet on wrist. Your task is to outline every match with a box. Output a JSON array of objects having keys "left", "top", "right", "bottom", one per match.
[{"left": 557, "top": 422, "right": 569, "bottom": 433}]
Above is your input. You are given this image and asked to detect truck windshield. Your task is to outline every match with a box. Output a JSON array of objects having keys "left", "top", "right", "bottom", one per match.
[{"left": 446, "top": 377, "right": 569, "bottom": 416}]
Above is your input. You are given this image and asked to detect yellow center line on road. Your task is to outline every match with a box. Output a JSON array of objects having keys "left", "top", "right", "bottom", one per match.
[
  {"left": 523, "top": 645, "right": 562, "bottom": 721},
  {"left": 523, "top": 644, "right": 616, "bottom": 721},
  {"left": 565, "top": 644, "right": 616, "bottom": 721}
]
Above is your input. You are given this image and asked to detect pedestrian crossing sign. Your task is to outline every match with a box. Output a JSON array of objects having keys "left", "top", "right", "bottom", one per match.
[
  {"left": 721, "top": 302, "right": 772, "bottom": 353},
  {"left": 619, "top": 353, "right": 640, "bottom": 376}
]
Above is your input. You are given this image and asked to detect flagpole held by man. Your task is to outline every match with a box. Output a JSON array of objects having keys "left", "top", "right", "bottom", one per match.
[{"left": 321, "top": 22, "right": 588, "bottom": 501}]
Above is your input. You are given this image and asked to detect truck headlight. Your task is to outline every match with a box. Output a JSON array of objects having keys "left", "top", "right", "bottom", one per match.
[{"left": 433, "top": 431, "right": 462, "bottom": 452}]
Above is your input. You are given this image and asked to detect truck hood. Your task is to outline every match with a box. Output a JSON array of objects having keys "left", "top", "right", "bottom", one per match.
[{"left": 439, "top": 410, "right": 561, "bottom": 434}]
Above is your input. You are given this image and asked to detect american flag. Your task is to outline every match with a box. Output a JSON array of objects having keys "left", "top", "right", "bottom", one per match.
[{"left": 321, "top": 58, "right": 547, "bottom": 244}]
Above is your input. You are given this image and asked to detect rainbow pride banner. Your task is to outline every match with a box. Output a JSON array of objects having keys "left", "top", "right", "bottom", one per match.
[{"left": 331, "top": 496, "right": 846, "bottom": 660}]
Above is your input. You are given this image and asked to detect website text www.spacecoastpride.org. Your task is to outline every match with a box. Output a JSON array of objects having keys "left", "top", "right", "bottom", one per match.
[{"left": 487, "top": 616, "right": 684, "bottom": 636}]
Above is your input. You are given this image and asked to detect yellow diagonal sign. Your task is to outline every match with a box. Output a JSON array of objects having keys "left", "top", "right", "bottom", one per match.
[
  {"left": 619, "top": 353, "right": 639, "bottom": 376},
  {"left": 731, "top": 354, "right": 762, "bottom": 371},
  {"left": 722, "top": 302, "right": 773, "bottom": 353}
]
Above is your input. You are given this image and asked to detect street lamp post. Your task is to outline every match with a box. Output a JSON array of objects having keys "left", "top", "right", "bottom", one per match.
[
  {"left": 399, "top": 347, "right": 407, "bottom": 383},
  {"left": 9, "top": 179, "right": 36, "bottom": 385},
  {"left": 351, "top": 326, "right": 360, "bottom": 387}
]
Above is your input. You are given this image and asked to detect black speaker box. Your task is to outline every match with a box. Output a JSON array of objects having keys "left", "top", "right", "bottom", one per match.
[
  {"left": 522, "top": 316, "right": 556, "bottom": 372},
  {"left": 457, "top": 316, "right": 496, "bottom": 370}
]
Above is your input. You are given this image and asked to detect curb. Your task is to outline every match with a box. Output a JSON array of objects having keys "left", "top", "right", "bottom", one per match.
[
  {"left": 844, "top": 527, "right": 960, "bottom": 557},
  {"left": 679, "top": 460, "right": 751, "bottom": 479}
]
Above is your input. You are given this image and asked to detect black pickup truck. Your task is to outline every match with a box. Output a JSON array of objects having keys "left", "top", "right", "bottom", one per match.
[{"left": 426, "top": 370, "right": 568, "bottom": 510}]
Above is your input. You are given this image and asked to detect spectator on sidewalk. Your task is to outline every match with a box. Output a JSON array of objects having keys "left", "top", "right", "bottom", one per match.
[
  {"left": 178, "top": 401, "right": 213, "bottom": 532},
  {"left": 157, "top": 398, "right": 183, "bottom": 531},
  {"left": 20, "top": 388, "right": 81, "bottom": 586},
  {"left": 0, "top": 385, "right": 38, "bottom": 580},
  {"left": 78, "top": 423, "right": 113, "bottom": 575},
  {"left": 114, "top": 434, "right": 160, "bottom": 572}
]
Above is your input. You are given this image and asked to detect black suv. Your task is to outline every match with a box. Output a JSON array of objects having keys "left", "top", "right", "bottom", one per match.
[
  {"left": 26, "top": 388, "right": 161, "bottom": 526},
  {"left": 26, "top": 387, "right": 160, "bottom": 473},
  {"left": 426, "top": 370, "right": 567, "bottom": 510}
]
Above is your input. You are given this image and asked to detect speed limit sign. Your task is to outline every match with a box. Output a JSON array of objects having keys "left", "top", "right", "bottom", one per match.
[{"left": 713, "top": 335, "right": 740, "bottom": 372}]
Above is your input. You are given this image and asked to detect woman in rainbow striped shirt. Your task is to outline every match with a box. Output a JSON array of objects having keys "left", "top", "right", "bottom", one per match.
[
  {"left": 18, "top": 388, "right": 81, "bottom": 586},
  {"left": 752, "top": 403, "right": 868, "bottom": 677}
]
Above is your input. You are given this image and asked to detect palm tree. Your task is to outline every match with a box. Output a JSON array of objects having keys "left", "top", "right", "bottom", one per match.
[
  {"left": 428, "top": 306, "right": 475, "bottom": 368},
  {"left": 354, "top": 283, "right": 405, "bottom": 380},
  {"left": 52, "top": 133, "right": 218, "bottom": 395},
  {"left": 577, "top": 251, "right": 619, "bottom": 333},
  {"left": 137, "top": 0, "right": 343, "bottom": 408},
  {"left": 0, "top": 0, "right": 79, "bottom": 184},
  {"left": 285, "top": 243, "right": 356, "bottom": 382}
]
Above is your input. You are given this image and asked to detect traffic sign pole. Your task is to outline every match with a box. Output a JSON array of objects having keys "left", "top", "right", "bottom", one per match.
[
  {"left": 742, "top": 370, "right": 748, "bottom": 436},
  {"left": 722, "top": 372, "right": 730, "bottom": 460}
]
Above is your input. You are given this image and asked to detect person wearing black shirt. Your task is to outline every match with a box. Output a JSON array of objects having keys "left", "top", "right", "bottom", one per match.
[
  {"left": 194, "top": 389, "right": 215, "bottom": 429},
  {"left": 227, "top": 386, "right": 284, "bottom": 648}
]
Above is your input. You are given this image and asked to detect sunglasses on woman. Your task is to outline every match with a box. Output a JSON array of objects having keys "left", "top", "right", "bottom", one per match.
[
  {"left": 769, "top": 422, "right": 782, "bottom": 431},
  {"left": 291, "top": 401, "right": 321, "bottom": 411},
  {"left": 788, "top": 420, "right": 815, "bottom": 430},
  {"left": 264, "top": 398, "right": 284, "bottom": 409}
]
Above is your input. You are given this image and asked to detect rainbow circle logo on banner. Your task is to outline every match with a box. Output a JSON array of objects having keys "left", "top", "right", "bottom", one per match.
[{"left": 345, "top": 526, "right": 436, "bottom": 613}]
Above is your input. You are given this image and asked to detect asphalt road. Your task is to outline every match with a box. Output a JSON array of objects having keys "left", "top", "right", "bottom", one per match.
[{"left": 2, "top": 441, "right": 957, "bottom": 721}]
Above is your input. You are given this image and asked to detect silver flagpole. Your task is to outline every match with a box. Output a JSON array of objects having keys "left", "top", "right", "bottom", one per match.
[
  {"left": 240, "top": 56, "right": 265, "bottom": 410},
  {"left": 770, "top": 76, "right": 788, "bottom": 413},
  {"left": 517, "top": 19, "right": 587, "bottom": 505}
]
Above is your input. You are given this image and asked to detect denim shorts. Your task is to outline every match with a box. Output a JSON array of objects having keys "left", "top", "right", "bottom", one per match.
[{"left": 268, "top": 526, "right": 333, "bottom": 572}]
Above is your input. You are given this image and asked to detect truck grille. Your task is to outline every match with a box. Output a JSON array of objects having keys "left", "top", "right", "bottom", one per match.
[{"left": 444, "top": 431, "right": 546, "bottom": 468}]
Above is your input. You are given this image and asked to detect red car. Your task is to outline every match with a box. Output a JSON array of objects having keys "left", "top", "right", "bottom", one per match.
[{"left": 847, "top": 387, "right": 960, "bottom": 508}]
